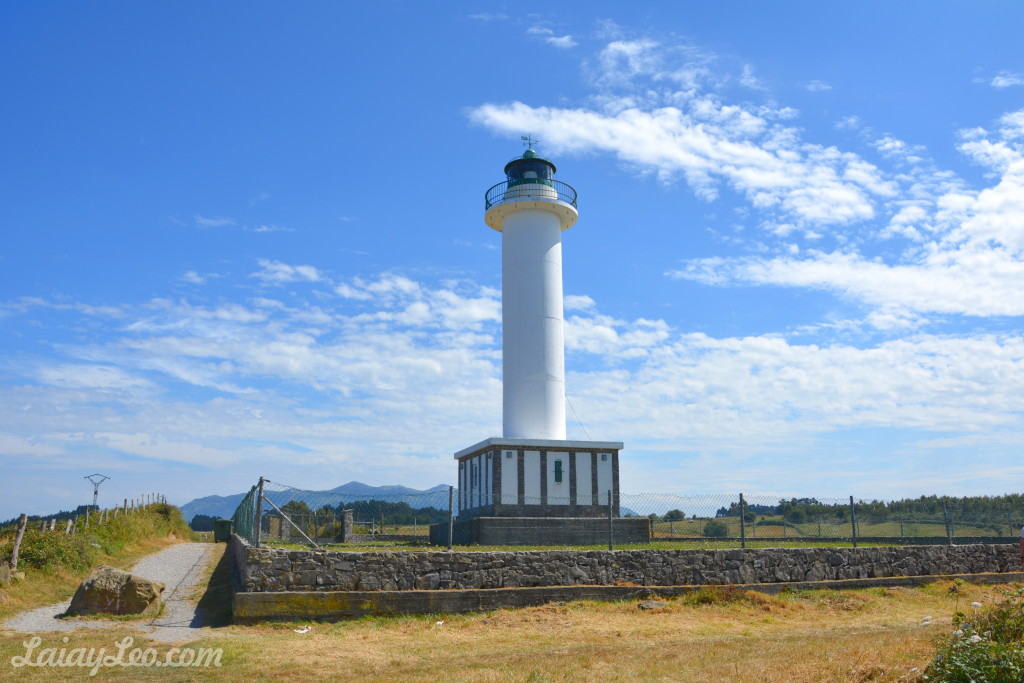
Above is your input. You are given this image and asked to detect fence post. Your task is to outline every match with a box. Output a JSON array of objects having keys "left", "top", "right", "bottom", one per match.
[
  {"left": 607, "top": 490, "right": 613, "bottom": 551},
  {"left": 10, "top": 514, "right": 28, "bottom": 573},
  {"left": 447, "top": 486, "right": 454, "bottom": 552},
  {"left": 739, "top": 493, "right": 746, "bottom": 550},
  {"left": 255, "top": 477, "right": 265, "bottom": 547},
  {"left": 49, "top": 518, "right": 56, "bottom": 531},
  {"left": 942, "top": 499, "right": 953, "bottom": 546},
  {"left": 850, "top": 496, "right": 858, "bottom": 548}
]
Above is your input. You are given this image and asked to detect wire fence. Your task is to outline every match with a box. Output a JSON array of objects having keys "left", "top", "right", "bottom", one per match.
[{"left": 229, "top": 478, "right": 1023, "bottom": 551}]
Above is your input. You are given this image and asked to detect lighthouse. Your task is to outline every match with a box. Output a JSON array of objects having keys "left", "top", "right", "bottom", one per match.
[
  {"left": 436, "top": 148, "right": 646, "bottom": 546},
  {"left": 485, "top": 148, "right": 575, "bottom": 440}
]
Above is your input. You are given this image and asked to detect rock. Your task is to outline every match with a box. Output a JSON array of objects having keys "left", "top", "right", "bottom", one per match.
[
  {"left": 638, "top": 600, "right": 668, "bottom": 610},
  {"left": 66, "top": 565, "right": 164, "bottom": 616},
  {"left": 0, "top": 561, "right": 11, "bottom": 585}
]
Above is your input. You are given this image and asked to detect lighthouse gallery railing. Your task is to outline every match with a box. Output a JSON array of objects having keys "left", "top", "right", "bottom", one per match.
[{"left": 485, "top": 178, "right": 577, "bottom": 210}]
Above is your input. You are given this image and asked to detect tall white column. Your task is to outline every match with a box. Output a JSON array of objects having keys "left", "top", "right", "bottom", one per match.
[{"left": 501, "top": 208, "right": 566, "bottom": 439}]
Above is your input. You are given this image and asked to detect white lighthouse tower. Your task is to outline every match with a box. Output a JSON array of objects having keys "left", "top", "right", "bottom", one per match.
[
  {"left": 439, "top": 147, "right": 644, "bottom": 546},
  {"left": 485, "top": 149, "right": 574, "bottom": 440}
]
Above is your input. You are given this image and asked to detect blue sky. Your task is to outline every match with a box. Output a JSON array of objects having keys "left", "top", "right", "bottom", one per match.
[{"left": 2, "top": 2, "right": 1024, "bottom": 519}]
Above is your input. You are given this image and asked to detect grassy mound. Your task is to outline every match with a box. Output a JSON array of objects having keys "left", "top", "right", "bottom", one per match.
[{"left": 0, "top": 503, "right": 193, "bottom": 574}]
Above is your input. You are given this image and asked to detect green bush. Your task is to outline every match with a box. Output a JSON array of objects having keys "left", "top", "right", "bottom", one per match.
[
  {"left": 703, "top": 520, "right": 729, "bottom": 538},
  {"left": 925, "top": 587, "right": 1024, "bottom": 681},
  {"left": 784, "top": 508, "right": 807, "bottom": 524},
  {"left": 0, "top": 530, "right": 94, "bottom": 572},
  {"left": 0, "top": 504, "right": 192, "bottom": 574}
]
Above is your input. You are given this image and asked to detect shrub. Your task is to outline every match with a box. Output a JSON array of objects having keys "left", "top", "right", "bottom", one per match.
[
  {"left": 785, "top": 508, "right": 807, "bottom": 524},
  {"left": 925, "top": 587, "right": 1024, "bottom": 681},
  {"left": 703, "top": 520, "right": 729, "bottom": 538},
  {"left": 0, "top": 530, "right": 94, "bottom": 572},
  {"left": 664, "top": 509, "right": 686, "bottom": 522}
]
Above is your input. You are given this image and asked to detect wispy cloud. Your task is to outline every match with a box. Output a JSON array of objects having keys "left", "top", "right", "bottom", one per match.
[
  {"left": 527, "top": 26, "right": 577, "bottom": 49},
  {"left": 806, "top": 80, "right": 832, "bottom": 92},
  {"left": 180, "top": 270, "right": 206, "bottom": 285},
  {"left": 469, "top": 13, "right": 507, "bottom": 22},
  {"left": 252, "top": 259, "right": 322, "bottom": 283},
  {"left": 989, "top": 71, "right": 1024, "bottom": 89},
  {"left": 193, "top": 215, "right": 236, "bottom": 228}
]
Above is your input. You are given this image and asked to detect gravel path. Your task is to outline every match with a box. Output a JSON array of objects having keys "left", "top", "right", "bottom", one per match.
[{"left": 1, "top": 543, "right": 217, "bottom": 643}]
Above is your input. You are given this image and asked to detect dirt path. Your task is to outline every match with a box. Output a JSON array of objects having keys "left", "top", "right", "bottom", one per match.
[{"left": 1, "top": 542, "right": 217, "bottom": 643}]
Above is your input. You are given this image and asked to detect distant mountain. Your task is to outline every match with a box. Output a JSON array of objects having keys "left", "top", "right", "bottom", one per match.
[{"left": 179, "top": 481, "right": 449, "bottom": 522}]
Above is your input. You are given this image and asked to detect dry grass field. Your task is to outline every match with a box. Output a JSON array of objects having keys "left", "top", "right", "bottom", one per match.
[{"left": 3, "top": 542, "right": 1020, "bottom": 681}]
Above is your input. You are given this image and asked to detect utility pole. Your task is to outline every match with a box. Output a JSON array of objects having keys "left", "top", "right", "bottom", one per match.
[{"left": 84, "top": 474, "right": 109, "bottom": 510}]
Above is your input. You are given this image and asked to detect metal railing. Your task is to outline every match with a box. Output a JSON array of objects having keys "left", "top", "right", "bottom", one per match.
[
  {"left": 485, "top": 178, "right": 577, "bottom": 210},
  {"left": 228, "top": 479, "right": 1023, "bottom": 551}
]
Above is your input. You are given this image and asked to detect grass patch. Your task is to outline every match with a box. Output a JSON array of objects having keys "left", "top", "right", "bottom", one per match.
[
  {"left": 0, "top": 505, "right": 193, "bottom": 623},
  {"left": 2, "top": 578, "right": 1020, "bottom": 680}
]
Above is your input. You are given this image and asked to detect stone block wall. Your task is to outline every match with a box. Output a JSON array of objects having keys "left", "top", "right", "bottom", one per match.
[{"left": 230, "top": 535, "right": 1017, "bottom": 593}]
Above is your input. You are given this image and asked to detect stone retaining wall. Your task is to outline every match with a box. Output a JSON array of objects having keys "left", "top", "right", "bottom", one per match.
[{"left": 230, "top": 535, "right": 1017, "bottom": 593}]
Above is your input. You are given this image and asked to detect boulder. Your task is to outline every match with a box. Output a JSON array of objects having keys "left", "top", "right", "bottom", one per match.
[
  {"left": 66, "top": 565, "right": 165, "bottom": 616},
  {"left": 0, "top": 561, "right": 11, "bottom": 585}
]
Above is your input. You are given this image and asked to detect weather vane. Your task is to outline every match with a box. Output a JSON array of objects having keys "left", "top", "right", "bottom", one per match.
[{"left": 521, "top": 134, "right": 538, "bottom": 149}]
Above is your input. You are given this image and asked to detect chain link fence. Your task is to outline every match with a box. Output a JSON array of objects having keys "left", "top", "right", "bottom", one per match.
[{"left": 230, "top": 478, "right": 1022, "bottom": 551}]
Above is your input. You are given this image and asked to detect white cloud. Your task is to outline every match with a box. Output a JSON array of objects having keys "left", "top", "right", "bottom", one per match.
[
  {"left": 194, "top": 215, "right": 236, "bottom": 228},
  {"left": 252, "top": 259, "right": 322, "bottom": 283},
  {"left": 181, "top": 270, "right": 206, "bottom": 284},
  {"left": 471, "top": 100, "right": 879, "bottom": 227},
  {"left": 527, "top": 26, "right": 577, "bottom": 49},
  {"left": 565, "top": 294, "right": 596, "bottom": 311},
  {"left": 990, "top": 71, "right": 1024, "bottom": 89},
  {"left": 806, "top": 80, "right": 832, "bottom": 92}
]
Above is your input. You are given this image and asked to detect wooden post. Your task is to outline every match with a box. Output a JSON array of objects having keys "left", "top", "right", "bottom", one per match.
[
  {"left": 739, "top": 493, "right": 746, "bottom": 549},
  {"left": 447, "top": 486, "right": 454, "bottom": 551},
  {"left": 10, "top": 514, "right": 28, "bottom": 572},
  {"left": 942, "top": 499, "right": 953, "bottom": 546},
  {"left": 49, "top": 518, "right": 56, "bottom": 531},
  {"left": 64, "top": 519, "right": 73, "bottom": 534},
  {"left": 607, "top": 490, "right": 614, "bottom": 551},
  {"left": 850, "top": 496, "right": 858, "bottom": 548}
]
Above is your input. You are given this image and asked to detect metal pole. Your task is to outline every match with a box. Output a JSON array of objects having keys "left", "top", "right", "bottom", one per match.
[
  {"left": 739, "top": 493, "right": 746, "bottom": 549},
  {"left": 850, "top": 496, "right": 858, "bottom": 548},
  {"left": 447, "top": 486, "right": 454, "bottom": 551},
  {"left": 255, "top": 478, "right": 265, "bottom": 547},
  {"left": 607, "top": 489, "right": 613, "bottom": 551}
]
